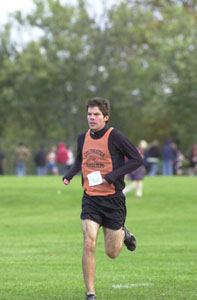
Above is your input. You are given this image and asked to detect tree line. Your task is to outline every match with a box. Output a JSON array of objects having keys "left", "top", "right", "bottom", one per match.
[{"left": 0, "top": 0, "right": 197, "bottom": 166}]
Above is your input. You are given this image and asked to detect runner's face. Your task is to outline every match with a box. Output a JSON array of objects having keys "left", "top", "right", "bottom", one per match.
[{"left": 87, "top": 106, "right": 109, "bottom": 132}]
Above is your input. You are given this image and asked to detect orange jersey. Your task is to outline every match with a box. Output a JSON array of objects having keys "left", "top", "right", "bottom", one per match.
[
  {"left": 63, "top": 125, "right": 143, "bottom": 195},
  {"left": 82, "top": 128, "right": 115, "bottom": 196}
]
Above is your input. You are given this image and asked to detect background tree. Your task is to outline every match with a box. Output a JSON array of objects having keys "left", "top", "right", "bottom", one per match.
[{"left": 0, "top": 0, "right": 196, "bottom": 173}]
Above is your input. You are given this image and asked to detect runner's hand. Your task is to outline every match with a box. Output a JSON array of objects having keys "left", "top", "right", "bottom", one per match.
[
  {"left": 102, "top": 178, "right": 107, "bottom": 184},
  {"left": 63, "top": 179, "right": 70, "bottom": 185}
]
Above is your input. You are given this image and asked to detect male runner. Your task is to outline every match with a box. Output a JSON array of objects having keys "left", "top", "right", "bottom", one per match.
[{"left": 63, "top": 97, "right": 143, "bottom": 300}]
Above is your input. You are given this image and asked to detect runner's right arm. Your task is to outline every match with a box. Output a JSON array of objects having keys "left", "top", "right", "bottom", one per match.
[{"left": 62, "top": 133, "right": 85, "bottom": 182}]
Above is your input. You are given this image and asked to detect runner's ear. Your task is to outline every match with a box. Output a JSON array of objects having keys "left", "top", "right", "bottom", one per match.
[{"left": 104, "top": 115, "right": 109, "bottom": 122}]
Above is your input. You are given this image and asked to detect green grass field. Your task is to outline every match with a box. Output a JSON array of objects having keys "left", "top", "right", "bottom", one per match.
[{"left": 0, "top": 176, "right": 197, "bottom": 300}]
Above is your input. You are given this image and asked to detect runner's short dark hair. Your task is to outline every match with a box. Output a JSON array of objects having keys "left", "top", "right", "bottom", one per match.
[{"left": 86, "top": 97, "right": 110, "bottom": 117}]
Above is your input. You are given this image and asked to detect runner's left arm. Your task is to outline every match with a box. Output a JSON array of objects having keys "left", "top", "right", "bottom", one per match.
[{"left": 104, "top": 130, "right": 143, "bottom": 183}]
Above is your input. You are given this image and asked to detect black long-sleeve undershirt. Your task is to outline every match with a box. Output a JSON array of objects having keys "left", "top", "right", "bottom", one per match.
[{"left": 63, "top": 126, "right": 143, "bottom": 191}]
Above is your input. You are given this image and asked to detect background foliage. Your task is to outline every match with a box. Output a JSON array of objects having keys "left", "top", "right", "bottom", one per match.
[{"left": 0, "top": 0, "right": 197, "bottom": 172}]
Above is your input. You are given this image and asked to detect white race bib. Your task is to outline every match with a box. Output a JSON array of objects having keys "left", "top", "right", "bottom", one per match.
[{"left": 87, "top": 171, "right": 103, "bottom": 186}]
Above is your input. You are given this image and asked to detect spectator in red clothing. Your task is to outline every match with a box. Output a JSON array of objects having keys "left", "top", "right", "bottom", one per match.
[{"left": 56, "top": 142, "right": 69, "bottom": 175}]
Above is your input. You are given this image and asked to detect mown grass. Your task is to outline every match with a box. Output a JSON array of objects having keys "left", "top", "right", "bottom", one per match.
[{"left": 0, "top": 176, "right": 197, "bottom": 300}]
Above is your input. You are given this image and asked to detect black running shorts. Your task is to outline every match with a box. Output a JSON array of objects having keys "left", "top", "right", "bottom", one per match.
[{"left": 81, "top": 193, "right": 127, "bottom": 230}]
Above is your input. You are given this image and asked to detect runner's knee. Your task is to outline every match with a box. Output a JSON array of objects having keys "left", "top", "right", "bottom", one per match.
[
  {"left": 105, "top": 247, "right": 119, "bottom": 259},
  {"left": 84, "top": 236, "right": 96, "bottom": 252}
]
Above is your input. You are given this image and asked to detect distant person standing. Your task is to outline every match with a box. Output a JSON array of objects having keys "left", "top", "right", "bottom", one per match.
[
  {"left": 56, "top": 142, "right": 69, "bottom": 175},
  {"left": 66, "top": 146, "right": 74, "bottom": 170},
  {"left": 123, "top": 140, "right": 146, "bottom": 197},
  {"left": 171, "top": 143, "right": 178, "bottom": 174},
  {"left": 162, "top": 139, "right": 174, "bottom": 176},
  {"left": 147, "top": 140, "right": 160, "bottom": 176},
  {"left": 176, "top": 149, "right": 185, "bottom": 175},
  {"left": 14, "top": 142, "right": 31, "bottom": 176},
  {"left": 0, "top": 147, "right": 6, "bottom": 175},
  {"left": 34, "top": 144, "right": 47, "bottom": 176},
  {"left": 189, "top": 143, "right": 197, "bottom": 176},
  {"left": 46, "top": 146, "right": 58, "bottom": 175}
]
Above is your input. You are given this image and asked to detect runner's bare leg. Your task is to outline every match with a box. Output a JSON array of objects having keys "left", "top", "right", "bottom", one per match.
[
  {"left": 81, "top": 219, "right": 100, "bottom": 294},
  {"left": 103, "top": 227, "right": 124, "bottom": 258}
]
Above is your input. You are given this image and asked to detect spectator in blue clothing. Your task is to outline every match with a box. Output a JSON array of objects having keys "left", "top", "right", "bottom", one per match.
[{"left": 162, "top": 138, "right": 175, "bottom": 176}]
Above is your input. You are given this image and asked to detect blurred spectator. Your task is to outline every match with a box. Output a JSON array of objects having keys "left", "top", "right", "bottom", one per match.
[
  {"left": 175, "top": 149, "right": 185, "bottom": 175},
  {"left": 143, "top": 147, "right": 151, "bottom": 174},
  {"left": 0, "top": 147, "right": 6, "bottom": 175},
  {"left": 67, "top": 146, "right": 74, "bottom": 170},
  {"left": 147, "top": 140, "right": 160, "bottom": 176},
  {"left": 189, "top": 143, "right": 197, "bottom": 176},
  {"left": 14, "top": 142, "right": 31, "bottom": 176},
  {"left": 123, "top": 140, "right": 146, "bottom": 197},
  {"left": 56, "top": 142, "right": 69, "bottom": 175},
  {"left": 172, "top": 143, "right": 178, "bottom": 174},
  {"left": 34, "top": 144, "right": 47, "bottom": 176},
  {"left": 46, "top": 146, "right": 58, "bottom": 175},
  {"left": 162, "top": 138, "right": 175, "bottom": 176}
]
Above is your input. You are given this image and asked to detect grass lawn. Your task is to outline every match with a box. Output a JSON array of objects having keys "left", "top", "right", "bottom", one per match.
[{"left": 0, "top": 175, "right": 197, "bottom": 300}]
